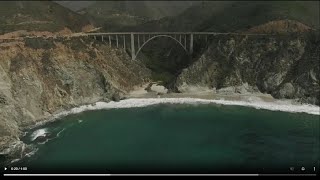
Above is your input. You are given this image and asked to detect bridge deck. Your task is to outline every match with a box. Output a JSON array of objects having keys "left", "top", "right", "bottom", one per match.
[{"left": 85, "top": 32, "right": 274, "bottom": 36}]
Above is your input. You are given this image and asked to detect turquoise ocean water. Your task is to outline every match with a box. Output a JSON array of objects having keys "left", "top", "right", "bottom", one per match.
[{"left": 13, "top": 103, "right": 320, "bottom": 174}]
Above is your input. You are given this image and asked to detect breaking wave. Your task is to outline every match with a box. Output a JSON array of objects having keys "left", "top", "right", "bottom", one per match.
[{"left": 30, "top": 128, "right": 49, "bottom": 142}]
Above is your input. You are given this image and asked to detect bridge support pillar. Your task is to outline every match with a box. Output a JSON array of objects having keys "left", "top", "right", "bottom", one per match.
[
  {"left": 123, "top": 35, "right": 126, "bottom": 50},
  {"left": 184, "top": 34, "right": 187, "bottom": 49},
  {"left": 189, "top": 33, "right": 193, "bottom": 55},
  {"left": 116, "top": 35, "right": 119, "bottom": 48},
  {"left": 131, "top": 33, "right": 135, "bottom": 60}
]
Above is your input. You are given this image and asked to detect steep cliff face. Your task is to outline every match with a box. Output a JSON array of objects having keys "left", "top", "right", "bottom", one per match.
[
  {"left": 0, "top": 37, "right": 151, "bottom": 162},
  {"left": 176, "top": 31, "right": 319, "bottom": 105}
]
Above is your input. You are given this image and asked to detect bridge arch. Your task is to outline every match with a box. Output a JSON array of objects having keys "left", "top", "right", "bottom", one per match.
[{"left": 134, "top": 35, "right": 188, "bottom": 60}]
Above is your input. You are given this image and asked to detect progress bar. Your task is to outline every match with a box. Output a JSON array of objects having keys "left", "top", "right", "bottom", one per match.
[{"left": 3, "top": 174, "right": 317, "bottom": 176}]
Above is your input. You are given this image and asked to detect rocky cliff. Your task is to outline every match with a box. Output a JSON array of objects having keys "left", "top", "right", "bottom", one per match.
[
  {"left": 0, "top": 37, "right": 151, "bottom": 164},
  {"left": 176, "top": 31, "right": 319, "bottom": 105}
]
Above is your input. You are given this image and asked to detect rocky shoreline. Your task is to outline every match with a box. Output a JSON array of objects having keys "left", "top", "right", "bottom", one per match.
[
  {"left": 128, "top": 83, "right": 318, "bottom": 107},
  {"left": 0, "top": 37, "right": 151, "bottom": 166},
  {"left": 1, "top": 82, "right": 319, "bottom": 167}
]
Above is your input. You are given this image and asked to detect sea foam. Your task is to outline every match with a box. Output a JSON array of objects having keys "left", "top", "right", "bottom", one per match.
[
  {"left": 30, "top": 128, "right": 49, "bottom": 141},
  {"left": 52, "top": 98, "right": 320, "bottom": 119}
]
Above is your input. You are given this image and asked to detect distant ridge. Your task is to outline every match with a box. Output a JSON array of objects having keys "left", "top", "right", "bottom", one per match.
[
  {"left": 0, "top": 1, "right": 92, "bottom": 35},
  {"left": 125, "top": 1, "right": 319, "bottom": 32},
  {"left": 245, "top": 20, "right": 314, "bottom": 34}
]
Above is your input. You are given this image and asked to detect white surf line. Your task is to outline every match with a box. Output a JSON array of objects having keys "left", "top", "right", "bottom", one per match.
[
  {"left": 56, "top": 128, "right": 65, "bottom": 137},
  {"left": 52, "top": 98, "right": 319, "bottom": 118}
]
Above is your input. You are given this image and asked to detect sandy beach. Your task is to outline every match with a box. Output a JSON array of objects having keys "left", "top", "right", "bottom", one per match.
[
  {"left": 128, "top": 83, "right": 294, "bottom": 104},
  {"left": 46, "top": 84, "right": 319, "bottom": 120}
]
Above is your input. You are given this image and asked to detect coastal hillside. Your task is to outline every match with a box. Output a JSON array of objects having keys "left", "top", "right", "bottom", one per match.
[
  {"left": 0, "top": 1, "right": 319, "bottom": 167},
  {"left": 245, "top": 20, "right": 314, "bottom": 34},
  {"left": 127, "top": 1, "right": 319, "bottom": 32},
  {"left": 80, "top": 1, "right": 197, "bottom": 31},
  {"left": 54, "top": 1, "right": 95, "bottom": 12},
  {"left": 124, "top": 1, "right": 319, "bottom": 89},
  {"left": 0, "top": 1, "right": 92, "bottom": 34},
  {"left": 0, "top": 37, "right": 151, "bottom": 165},
  {"left": 175, "top": 31, "right": 320, "bottom": 105}
]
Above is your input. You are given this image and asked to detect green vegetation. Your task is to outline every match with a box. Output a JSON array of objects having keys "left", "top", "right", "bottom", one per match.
[
  {"left": 131, "top": 1, "right": 319, "bottom": 32},
  {"left": 24, "top": 38, "right": 56, "bottom": 50},
  {"left": 0, "top": 1, "right": 90, "bottom": 34},
  {"left": 136, "top": 38, "right": 192, "bottom": 86},
  {"left": 196, "top": 1, "right": 319, "bottom": 31},
  {"left": 83, "top": 1, "right": 196, "bottom": 21},
  {"left": 123, "top": 1, "right": 319, "bottom": 87},
  {"left": 286, "top": 30, "right": 320, "bottom": 80},
  {"left": 81, "top": 1, "right": 197, "bottom": 31},
  {"left": 2, "top": 1, "right": 318, "bottom": 90}
]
